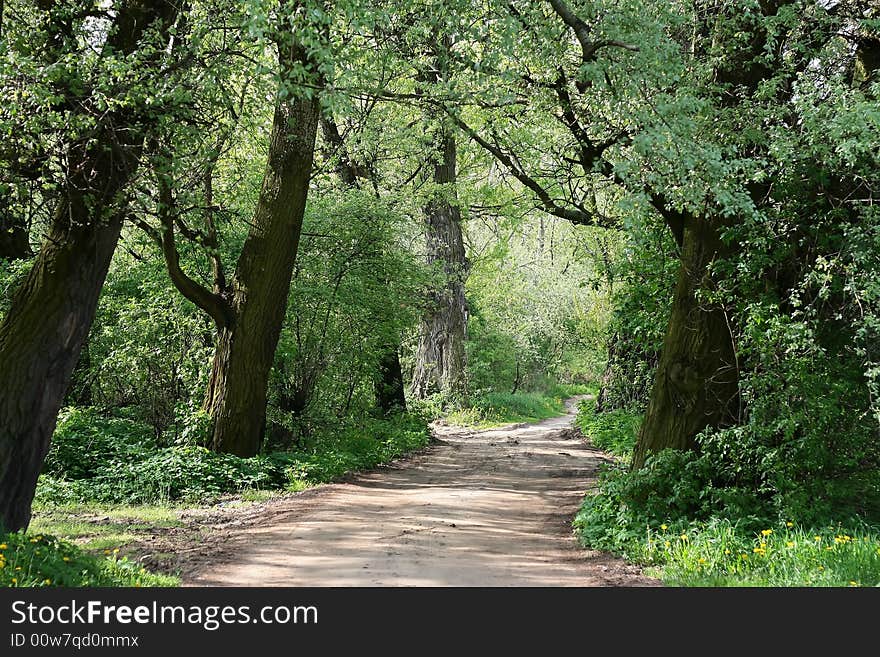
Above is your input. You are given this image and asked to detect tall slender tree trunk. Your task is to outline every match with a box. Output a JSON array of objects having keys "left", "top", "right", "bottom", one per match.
[
  {"left": 203, "top": 28, "right": 321, "bottom": 457},
  {"left": 631, "top": 217, "right": 738, "bottom": 469},
  {"left": 0, "top": 0, "right": 181, "bottom": 532},
  {"left": 410, "top": 127, "right": 469, "bottom": 400}
]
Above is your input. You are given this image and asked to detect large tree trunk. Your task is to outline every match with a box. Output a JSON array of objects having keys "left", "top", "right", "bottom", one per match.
[
  {"left": 631, "top": 217, "right": 739, "bottom": 470},
  {"left": 0, "top": 0, "right": 181, "bottom": 532},
  {"left": 0, "top": 212, "right": 123, "bottom": 532},
  {"left": 410, "top": 128, "right": 469, "bottom": 400},
  {"left": 204, "top": 33, "right": 320, "bottom": 457}
]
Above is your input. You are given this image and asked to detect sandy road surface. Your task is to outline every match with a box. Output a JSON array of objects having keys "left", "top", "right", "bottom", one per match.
[{"left": 186, "top": 399, "right": 657, "bottom": 586}]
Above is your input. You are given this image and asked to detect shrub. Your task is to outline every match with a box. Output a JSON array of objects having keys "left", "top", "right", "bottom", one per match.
[
  {"left": 42, "top": 408, "right": 155, "bottom": 480},
  {"left": 574, "top": 400, "right": 641, "bottom": 459}
]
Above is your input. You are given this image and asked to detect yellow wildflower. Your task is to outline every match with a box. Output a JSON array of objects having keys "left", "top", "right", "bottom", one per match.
[
  {"left": 680, "top": 534, "right": 688, "bottom": 541},
  {"left": 11, "top": 578, "right": 16, "bottom": 584},
  {"left": 660, "top": 524, "right": 668, "bottom": 531},
  {"left": 698, "top": 558, "right": 707, "bottom": 565},
  {"left": 814, "top": 536, "right": 822, "bottom": 542},
  {"left": 0, "top": 543, "right": 7, "bottom": 549},
  {"left": 63, "top": 557, "right": 71, "bottom": 562},
  {"left": 786, "top": 541, "right": 795, "bottom": 548},
  {"left": 664, "top": 541, "right": 671, "bottom": 548},
  {"left": 761, "top": 529, "right": 773, "bottom": 536},
  {"left": 849, "top": 581, "right": 859, "bottom": 587},
  {"left": 786, "top": 522, "right": 794, "bottom": 528},
  {"left": 43, "top": 579, "right": 51, "bottom": 585}
]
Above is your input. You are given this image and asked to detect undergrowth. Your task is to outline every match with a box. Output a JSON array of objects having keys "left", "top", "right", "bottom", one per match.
[
  {"left": 573, "top": 399, "right": 880, "bottom": 586},
  {"left": 0, "top": 532, "right": 177, "bottom": 587}
]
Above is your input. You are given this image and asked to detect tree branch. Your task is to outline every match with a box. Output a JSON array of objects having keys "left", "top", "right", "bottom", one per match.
[{"left": 155, "top": 169, "right": 233, "bottom": 329}]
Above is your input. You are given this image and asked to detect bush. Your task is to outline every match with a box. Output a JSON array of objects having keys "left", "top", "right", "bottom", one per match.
[
  {"left": 0, "top": 532, "right": 176, "bottom": 587},
  {"left": 36, "top": 413, "right": 431, "bottom": 505},
  {"left": 43, "top": 408, "right": 155, "bottom": 480},
  {"left": 574, "top": 401, "right": 641, "bottom": 459}
]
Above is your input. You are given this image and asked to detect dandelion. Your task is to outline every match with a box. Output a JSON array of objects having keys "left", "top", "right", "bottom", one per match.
[
  {"left": 11, "top": 578, "right": 16, "bottom": 585},
  {"left": 660, "top": 524, "right": 668, "bottom": 531},
  {"left": 0, "top": 543, "right": 7, "bottom": 549},
  {"left": 814, "top": 536, "right": 822, "bottom": 542},
  {"left": 104, "top": 550, "right": 111, "bottom": 555},
  {"left": 113, "top": 548, "right": 120, "bottom": 554},
  {"left": 43, "top": 579, "right": 51, "bottom": 585},
  {"left": 753, "top": 547, "right": 766, "bottom": 555},
  {"left": 63, "top": 557, "right": 71, "bottom": 562},
  {"left": 664, "top": 541, "right": 671, "bottom": 548},
  {"left": 818, "top": 565, "right": 824, "bottom": 571},
  {"left": 698, "top": 558, "right": 707, "bottom": 565},
  {"left": 680, "top": 534, "right": 688, "bottom": 541},
  {"left": 724, "top": 549, "right": 731, "bottom": 555},
  {"left": 740, "top": 553, "right": 749, "bottom": 561},
  {"left": 761, "top": 529, "right": 773, "bottom": 536},
  {"left": 786, "top": 541, "right": 795, "bottom": 548},
  {"left": 786, "top": 522, "right": 794, "bottom": 528}
]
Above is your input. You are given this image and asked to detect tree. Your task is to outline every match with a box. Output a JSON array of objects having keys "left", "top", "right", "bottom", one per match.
[
  {"left": 410, "top": 39, "right": 469, "bottom": 401},
  {"left": 0, "top": 0, "right": 183, "bottom": 532},
  {"left": 150, "top": 0, "right": 324, "bottom": 456}
]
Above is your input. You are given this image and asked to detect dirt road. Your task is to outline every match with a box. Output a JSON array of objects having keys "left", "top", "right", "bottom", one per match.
[{"left": 185, "top": 399, "right": 657, "bottom": 586}]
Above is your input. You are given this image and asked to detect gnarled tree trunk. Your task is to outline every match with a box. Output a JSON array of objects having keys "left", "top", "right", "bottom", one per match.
[
  {"left": 0, "top": 0, "right": 181, "bottom": 532},
  {"left": 631, "top": 217, "right": 739, "bottom": 469},
  {"left": 202, "top": 31, "right": 321, "bottom": 457},
  {"left": 410, "top": 127, "right": 469, "bottom": 400}
]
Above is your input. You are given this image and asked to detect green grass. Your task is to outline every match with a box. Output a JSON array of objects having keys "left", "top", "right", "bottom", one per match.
[
  {"left": 638, "top": 520, "right": 880, "bottom": 587},
  {"left": 445, "top": 390, "right": 578, "bottom": 428},
  {"left": 0, "top": 531, "right": 178, "bottom": 587},
  {"left": 30, "top": 504, "right": 183, "bottom": 552}
]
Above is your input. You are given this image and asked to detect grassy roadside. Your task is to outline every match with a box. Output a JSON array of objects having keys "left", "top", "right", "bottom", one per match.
[
  {"left": 3, "top": 413, "right": 432, "bottom": 588},
  {"left": 443, "top": 384, "right": 595, "bottom": 429},
  {"left": 572, "top": 399, "right": 880, "bottom": 586}
]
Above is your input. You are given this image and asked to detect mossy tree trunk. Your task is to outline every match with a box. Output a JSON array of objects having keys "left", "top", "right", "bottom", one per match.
[
  {"left": 196, "top": 18, "right": 321, "bottom": 457},
  {"left": 410, "top": 126, "right": 469, "bottom": 401},
  {"left": 631, "top": 218, "right": 739, "bottom": 469},
  {"left": 0, "top": 0, "right": 181, "bottom": 532}
]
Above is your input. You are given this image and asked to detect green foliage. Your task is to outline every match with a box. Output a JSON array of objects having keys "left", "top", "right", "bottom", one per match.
[
  {"left": 464, "top": 215, "right": 613, "bottom": 396},
  {"left": 0, "top": 532, "right": 176, "bottom": 588},
  {"left": 37, "top": 413, "right": 429, "bottom": 505},
  {"left": 43, "top": 408, "right": 156, "bottom": 481},
  {"left": 574, "top": 400, "right": 640, "bottom": 459},
  {"left": 574, "top": 409, "right": 880, "bottom": 586},
  {"left": 269, "top": 189, "right": 430, "bottom": 439},
  {"left": 278, "top": 414, "right": 430, "bottom": 486}
]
